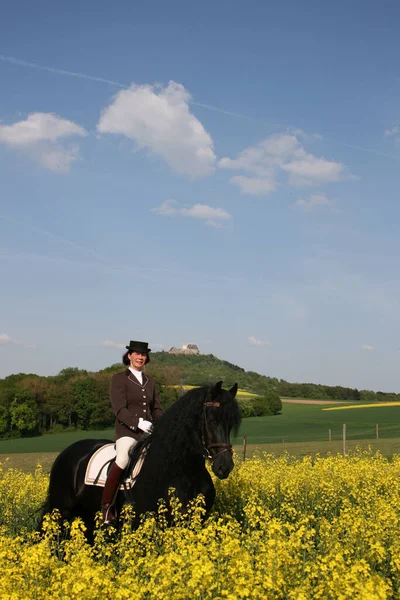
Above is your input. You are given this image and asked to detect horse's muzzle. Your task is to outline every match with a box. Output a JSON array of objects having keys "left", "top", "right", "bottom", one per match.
[{"left": 212, "top": 452, "right": 234, "bottom": 479}]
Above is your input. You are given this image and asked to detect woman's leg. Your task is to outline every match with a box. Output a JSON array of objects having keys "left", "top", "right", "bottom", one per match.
[
  {"left": 101, "top": 437, "right": 137, "bottom": 523},
  {"left": 115, "top": 436, "right": 138, "bottom": 469}
]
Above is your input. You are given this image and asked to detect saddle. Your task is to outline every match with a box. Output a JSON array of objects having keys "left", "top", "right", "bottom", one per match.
[{"left": 84, "top": 442, "right": 148, "bottom": 490}]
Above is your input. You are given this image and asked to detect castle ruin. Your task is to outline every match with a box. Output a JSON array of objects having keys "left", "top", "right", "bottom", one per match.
[{"left": 168, "top": 344, "right": 200, "bottom": 355}]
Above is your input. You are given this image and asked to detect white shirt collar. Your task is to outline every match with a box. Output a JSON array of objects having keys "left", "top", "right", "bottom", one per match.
[{"left": 128, "top": 367, "right": 143, "bottom": 382}]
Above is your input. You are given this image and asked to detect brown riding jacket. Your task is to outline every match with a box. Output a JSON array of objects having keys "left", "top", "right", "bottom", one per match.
[{"left": 110, "top": 369, "right": 163, "bottom": 441}]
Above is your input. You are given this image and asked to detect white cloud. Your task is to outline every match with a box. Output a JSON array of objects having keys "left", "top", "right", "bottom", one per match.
[
  {"left": 152, "top": 200, "right": 232, "bottom": 227},
  {"left": 101, "top": 340, "right": 125, "bottom": 349},
  {"left": 151, "top": 200, "right": 178, "bottom": 217},
  {"left": 0, "top": 333, "right": 20, "bottom": 344},
  {"left": 230, "top": 175, "right": 277, "bottom": 196},
  {"left": 288, "top": 127, "right": 323, "bottom": 141},
  {"left": 248, "top": 336, "right": 271, "bottom": 346},
  {"left": 361, "top": 344, "right": 374, "bottom": 351},
  {"left": 283, "top": 151, "right": 345, "bottom": 186},
  {"left": 0, "top": 332, "right": 36, "bottom": 347},
  {"left": 0, "top": 112, "right": 85, "bottom": 145},
  {"left": 219, "top": 132, "right": 348, "bottom": 195},
  {"left": 0, "top": 113, "right": 86, "bottom": 172},
  {"left": 295, "top": 193, "right": 333, "bottom": 212},
  {"left": 385, "top": 126, "right": 400, "bottom": 143},
  {"left": 384, "top": 126, "right": 399, "bottom": 137},
  {"left": 97, "top": 81, "right": 216, "bottom": 178},
  {"left": 219, "top": 134, "right": 298, "bottom": 173}
]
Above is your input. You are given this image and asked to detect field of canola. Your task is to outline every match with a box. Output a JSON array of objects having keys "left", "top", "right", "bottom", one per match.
[{"left": 1, "top": 450, "right": 400, "bottom": 599}]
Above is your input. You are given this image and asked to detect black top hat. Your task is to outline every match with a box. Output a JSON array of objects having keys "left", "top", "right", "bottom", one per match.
[{"left": 126, "top": 340, "right": 151, "bottom": 353}]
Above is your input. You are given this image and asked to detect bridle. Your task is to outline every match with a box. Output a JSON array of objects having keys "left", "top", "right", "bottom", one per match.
[{"left": 201, "top": 401, "right": 233, "bottom": 464}]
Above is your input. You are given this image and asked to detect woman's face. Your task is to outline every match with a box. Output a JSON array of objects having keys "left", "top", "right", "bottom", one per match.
[{"left": 129, "top": 351, "right": 146, "bottom": 371}]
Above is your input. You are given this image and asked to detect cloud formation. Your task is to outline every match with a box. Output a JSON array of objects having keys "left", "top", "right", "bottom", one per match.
[
  {"left": 219, "top": 133, "right": 348, "bottom": 195},
  {"left": 0, "top": 333, "right": 20, "bottom": 344},
  {"left": 100, "top": 340, "right": 125, "bottom": 349},
  {"left": 385, "top": 126, "right": 400, "bottom": 142},
  {"left": 295, "top": 193, "right": 333, "bottom": 212},
  {"left": 0, "top": 113, "right": 86, "bottom": 172},
  {"left": 0, "top": 333, "right": 36, "bottom": 348},
  {"left": 248, "top": 336, "right": 271, "bottom": 346},
  {"left": 361, "top": 344, "right": 374, "bottom": 351},
  {"left": 152, "top": 200, "right": 232, "bottom": 227},
  {"left": 97, "top": 81, "right": 216, "bottom": 178}
]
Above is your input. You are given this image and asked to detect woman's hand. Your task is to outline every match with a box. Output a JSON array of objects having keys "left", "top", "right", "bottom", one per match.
[{"left": 138, "top": 418, "right": 153, "bottom": 433}]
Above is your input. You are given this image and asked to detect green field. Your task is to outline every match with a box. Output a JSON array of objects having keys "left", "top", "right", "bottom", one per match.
[
  {"left": 1, "top": 401, "right": 400, "bottom": 464},
  {"left": 233, "top": 401, "right": 400, "bottom": 445}
]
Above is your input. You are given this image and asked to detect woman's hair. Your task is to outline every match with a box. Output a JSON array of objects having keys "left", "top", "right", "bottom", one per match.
[{"left": 122, "top": 351, "right": 150, "bottom": 366}]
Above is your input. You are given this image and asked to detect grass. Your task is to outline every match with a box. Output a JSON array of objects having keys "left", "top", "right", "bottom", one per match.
[
  {"left": 2, "top": 401, "right": 400, "bottom": 469},
  {"left": 3, "top": 438, "right": 400, "bottom": 473},
  {"left": 232, "top": 402, "right": 400, "bottom": 445},
  {"left": 0, "top": 429, "right": 114, "bottom": 454},
  {"left": 0, "top": 452, "right": 58, "bottom": 473}
]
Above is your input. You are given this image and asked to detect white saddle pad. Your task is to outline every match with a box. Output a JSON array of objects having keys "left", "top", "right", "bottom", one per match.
[{"left": 84, "top": 443, "right": 147, "bottom": 489}]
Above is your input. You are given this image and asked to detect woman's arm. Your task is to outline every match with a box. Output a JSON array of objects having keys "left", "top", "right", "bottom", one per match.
[
  {"left": 110, "top": 375, "right": 139, "bottom": 431},
  {"left": 151, "top": 384, "right": 163, "bottom": 423}
]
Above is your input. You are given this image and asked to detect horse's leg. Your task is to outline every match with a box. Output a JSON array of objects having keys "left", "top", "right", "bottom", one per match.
[
  {"left": 166, "top": 468, "right": 216, "bottom": 522},
  {"left": 196, "top": 468, "right": 216, "bottom": 517}
]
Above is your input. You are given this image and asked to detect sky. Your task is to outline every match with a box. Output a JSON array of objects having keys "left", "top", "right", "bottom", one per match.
[{"left": 1, "top": 0, "right": 400, "bottom": 392}]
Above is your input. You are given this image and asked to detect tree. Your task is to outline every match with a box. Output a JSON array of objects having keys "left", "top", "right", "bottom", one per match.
[
  {"left": 0, "top": 404, "right": 9, "bottom": 435},
  {"left": 72, "top": 378, "right": 97, "bottom": 430},
  {"left": 264, "top": 391, "right": 282, "bottom": 415},
  {"left": 10, "top": 390, "right": 40, "bottom": 435},
  {"left": 237, "top": 399, "right": 256, "bottom": 418},
  {"left": 360, "top": 389, "right": 377, "bottom": 403},
  {"left": 250, "top": 396, "right": 272, "bottom": 417},
  {"left": 56, "top": 367, "right": 88, "bottom": 381}
]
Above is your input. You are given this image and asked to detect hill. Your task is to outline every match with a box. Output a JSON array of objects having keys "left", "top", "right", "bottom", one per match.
[
  {"left": 2, "top": 352, "right": 400, "bottom": 440},
  {"left": 102, "top": 352, "right": 279, "bottom": 396}
]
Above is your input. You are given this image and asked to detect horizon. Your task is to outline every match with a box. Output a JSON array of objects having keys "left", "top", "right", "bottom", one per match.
[
  {"left": 1, "top": 1, "right": 400, "bottom": 393},
  {"left": 1, "top": 349, "right": 396, "bottom": 395}
]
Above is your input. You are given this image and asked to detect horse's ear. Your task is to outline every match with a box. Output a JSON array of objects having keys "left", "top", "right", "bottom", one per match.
[
  {"left": 229, "top": 383, "right": 238, "bottom": 398},
  {"left": 211, "top": 381, "right": 223, "bottom": 399}
]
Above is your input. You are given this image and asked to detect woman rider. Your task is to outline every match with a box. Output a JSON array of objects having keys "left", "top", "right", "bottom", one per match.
[{"left": 101, "top": 340, "right": 163, "bottom": 523}]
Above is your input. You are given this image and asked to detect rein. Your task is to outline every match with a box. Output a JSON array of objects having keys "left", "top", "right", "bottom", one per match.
[{"left": 201, "top": 400, "right": 233, "bottom": 463}]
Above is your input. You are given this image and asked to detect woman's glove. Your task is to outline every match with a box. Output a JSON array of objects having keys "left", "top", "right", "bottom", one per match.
[{"left": 138, "top": 418, "right": 153, "bottom": 433}]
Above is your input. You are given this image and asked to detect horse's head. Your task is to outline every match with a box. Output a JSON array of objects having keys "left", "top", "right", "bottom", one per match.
[{"left": 202, "top": 381, "right": 241, "bottom": 479}]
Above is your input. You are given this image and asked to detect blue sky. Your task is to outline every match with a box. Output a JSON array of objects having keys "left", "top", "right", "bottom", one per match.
[{"left": 1, "top": 0, "right": 400, "bottom": 392}]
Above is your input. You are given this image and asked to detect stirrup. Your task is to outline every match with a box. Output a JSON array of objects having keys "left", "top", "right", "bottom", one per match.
[{"left": 101, "top": 503, "right": 116, "bottom": 524}]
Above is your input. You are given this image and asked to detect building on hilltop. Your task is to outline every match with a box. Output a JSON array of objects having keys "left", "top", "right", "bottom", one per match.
[{"left": 168, "top": 344, "right": 200, "bottom": 355}]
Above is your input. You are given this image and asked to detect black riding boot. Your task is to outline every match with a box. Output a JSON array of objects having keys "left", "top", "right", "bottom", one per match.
[{"left": 101, "top": 462, "right": 124, "bottom": 523}]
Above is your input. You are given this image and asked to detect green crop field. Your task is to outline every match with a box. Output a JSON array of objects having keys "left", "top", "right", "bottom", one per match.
[
  {"left": 1, "top": 401, "right": 400, "bottom": 465},
  {"left": 233, "top": 401, "right": 400, "bottom": 445},
  {"left": 0, "top": 428, "right": 115, "bottom": 454}
]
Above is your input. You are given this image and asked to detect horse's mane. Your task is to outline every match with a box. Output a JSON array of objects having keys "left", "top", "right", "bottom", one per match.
[{"left": 130, "top": 384, "right": 241, "bottom": 474}]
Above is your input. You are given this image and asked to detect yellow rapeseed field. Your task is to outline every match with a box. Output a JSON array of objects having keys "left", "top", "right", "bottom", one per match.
[
  {"left": 1, "top": 450, "right": 400, "bottom": 599},
  {"left": 171, "top": 385, "right": 257, "bottom": 397},
  {"left": 323, "top": 403, "right": 400, "bottom": 411}
]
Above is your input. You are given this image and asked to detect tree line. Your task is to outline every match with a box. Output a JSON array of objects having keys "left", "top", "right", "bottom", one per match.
[
  {"left": 0, "top": 364, "right": 181, "bottom": 440},
  {"left": 1, "top": 352, "right": 398, "bottom": 439}
]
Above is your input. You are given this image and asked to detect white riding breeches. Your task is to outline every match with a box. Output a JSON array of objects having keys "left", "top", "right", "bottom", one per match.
[{"left": 115, "top": 436, "right": 138, "bottom": 469}]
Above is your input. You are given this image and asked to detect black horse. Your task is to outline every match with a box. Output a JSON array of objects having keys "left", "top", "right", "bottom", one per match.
[{"left": 40, "top": 381, "right": 241, "bottom": 539}]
